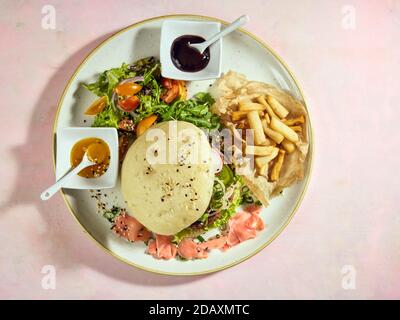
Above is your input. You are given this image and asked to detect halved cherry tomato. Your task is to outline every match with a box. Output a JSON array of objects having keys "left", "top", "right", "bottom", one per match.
[
  {"left": 177, "top": 80, "right": 187, "bottom": 100},
  {"left": 84, "top": 96, "right": 107, "bottom": 115},
  {"left": 136, "top": 114, "right": 158, "bottom": 136},
  {"left": 118, "top": 95, "right": 140, "bottom": 112},
  {"left": 115, "top": 82, "right": 142, "bottom": 96},
  {"left": 161, "top": 79, "right": 180, "bottom": 104},
  {"left": 161, "top": 77, "right": 173, "bottom": 89}
]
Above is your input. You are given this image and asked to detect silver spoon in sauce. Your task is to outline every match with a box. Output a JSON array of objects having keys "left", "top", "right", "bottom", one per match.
[
  {"left": 40, "top": 143, "right": 105, "bottom": 201},
  {"left": 189, "top": 15, "right": 250, "bottom": 54}
]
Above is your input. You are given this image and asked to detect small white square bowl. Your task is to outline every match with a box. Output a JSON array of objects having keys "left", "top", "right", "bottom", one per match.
[
  {"left": 160, "top": 20, "right": 222, "bottom": 81},
  {"left": 55, "top": 127, "right": 119, "bottom": 189}
]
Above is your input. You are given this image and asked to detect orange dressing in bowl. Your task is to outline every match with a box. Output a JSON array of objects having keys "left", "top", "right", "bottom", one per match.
[{"left": 70, "top": 137, "right": 110, "bottom": 178}]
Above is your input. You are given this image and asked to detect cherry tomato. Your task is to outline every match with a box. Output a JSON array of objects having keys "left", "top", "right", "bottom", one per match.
[
  {"left": 136, "top": 114, "right": 158, "bottom": 136},
  {"left": 161, "top": 77, "right": 173, "bottom": 89},
  {"left": 118, "top": 95, "right": 140, "bottom": 112},
  {"left": 161, "top": 81, "right": 179, "bottom": 104},
  {"left": 84, "top": 96, "right": 107, "bottom": 115},
  {"left": 115, "top": 82, "right": 142, "bottom": 96},
  {"left": 177, "top": 80, "right": 187, "bottom": 100}
]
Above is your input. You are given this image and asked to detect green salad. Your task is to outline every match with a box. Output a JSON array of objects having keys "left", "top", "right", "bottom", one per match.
[
  {"left": 173, "top": 165, "right": 259, "bottom": 242},
  {"left": 84, "top": 57, "right": 220, "bottom": 131}
]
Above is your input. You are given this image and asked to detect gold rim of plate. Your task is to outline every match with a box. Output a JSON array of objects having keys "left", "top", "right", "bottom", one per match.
[{"left": 52, "top": 14, "right": 314, "bottom": 276}]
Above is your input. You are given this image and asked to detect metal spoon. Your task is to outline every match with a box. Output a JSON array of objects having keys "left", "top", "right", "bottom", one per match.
[
  {"left": 40, "top": 153, "right": 95, "bottom": 201},
  {"left": 189, "top": 15, "right": 250, "bottom": 54}
]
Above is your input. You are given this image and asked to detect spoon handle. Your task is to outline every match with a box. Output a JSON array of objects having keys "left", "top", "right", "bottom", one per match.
[
  {"left": 201, "top": 15, "right": 249, "bottom": 49},
  {"left": 40, "top": 162, "right": 87, "bottom": 201}
]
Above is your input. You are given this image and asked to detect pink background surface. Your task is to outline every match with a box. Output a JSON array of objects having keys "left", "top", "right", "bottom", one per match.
[{"left": 0, "top": 0, "right": 399, "bottom": 299}]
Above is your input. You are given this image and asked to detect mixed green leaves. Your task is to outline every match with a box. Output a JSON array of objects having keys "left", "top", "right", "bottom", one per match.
[
  {"left": 93, "top": 104, "right": 124, "bottom": 128},
  {"left": 172, "top": 167, "right": 259, "bottom": 243},
  {"left": 207, "top": 181, "right": 242, "bottom": 229},
  {"left": 157, "top": 93, "right": 220, "bottom": 130},
  {"left": 133, "top": 90, "right": 219, "bottom": 130},
  {"left": 83, "top": 57, "right": 220, "bottom": 130},
  {"left": 84, "top": 57, "right": 161, "bottom": 128},
  {"left": 84, "top": 63, "right": 136, "bottom": 98}
]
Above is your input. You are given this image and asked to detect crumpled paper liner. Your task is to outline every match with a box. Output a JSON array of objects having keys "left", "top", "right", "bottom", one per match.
[{"left": 210, "top": 71, "right": 309, "bottom": 206}]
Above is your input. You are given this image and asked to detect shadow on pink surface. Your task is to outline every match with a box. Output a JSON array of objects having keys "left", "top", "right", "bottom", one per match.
[{"left": 3, "top": 32, "right": 207, "bottom": 286}]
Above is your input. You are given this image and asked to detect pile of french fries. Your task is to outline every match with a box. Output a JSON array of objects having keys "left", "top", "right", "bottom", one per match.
[{"left": 231, "top": 94, "right": 305, "bottom": 181}]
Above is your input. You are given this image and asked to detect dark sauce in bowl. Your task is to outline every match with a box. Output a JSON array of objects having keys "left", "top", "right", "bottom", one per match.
[{"left": 170, "top": 35, "right": 210, "bottom": 72}]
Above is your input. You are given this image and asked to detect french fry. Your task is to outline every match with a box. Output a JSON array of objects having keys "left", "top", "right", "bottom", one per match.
[
  {"left": 232, "top": 110, "right": 262, "bottom": 121},
  {"left": 231, "top": 111, "right": 247, "bottom": 121},
  {"left": 258, "top": 163, "right": 268, "bottom": 176},
  {"left": 258, "top": 138, "right": 272, "bottom": 146},
  {"left": 266, "top": 95, "right": 289, "bottom": 119},
  {"left": 270, "top": 117, "right": 299, "bottom": 143},
  {"left": 270, "top": 149, "right": 285, "bottom": 181},
  {"left": 261, "top": 119, "right": 284, "bottom": 144},
  {"left": 239, "top": 102, "right": 265, "bottom": 112},
  {"left": 264, "top": 112, "right": 270, "bottom": 124},
  {"left": 255, "top": 148, "right": 279, "bottom": 168},
  {"left": 238, "top": 97, "right": 253, "bottom": 105},
  {"left": 256, "top": 95, "right": 278, "bottom": 119},
  {"left": 289, "top": 125, "right": 302, "bottom": 133},
  {"left": 282, "top": 115, "right": 305, "bottom": 126},
  {"left": 247, "top": 111, "right": 267, "bottom": 145},
  {"left": 281, "top": 139, "right": 296, "bottom": 154},
  {"left": 245, "top": 145, "right": 276, "bottom": 156}
]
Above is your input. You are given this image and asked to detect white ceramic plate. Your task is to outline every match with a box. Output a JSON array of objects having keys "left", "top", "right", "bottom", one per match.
[{"left": 54, "top": 15, "right": 313, "bottom": 275}]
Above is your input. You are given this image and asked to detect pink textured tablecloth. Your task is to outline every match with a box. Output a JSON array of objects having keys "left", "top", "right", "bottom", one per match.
[{"left": 0, "top": 0, "right": 399, "bottom": 300}]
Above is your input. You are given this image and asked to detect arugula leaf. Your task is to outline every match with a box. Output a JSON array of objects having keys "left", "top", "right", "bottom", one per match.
[
  {"left": 193, "top": 91, "right": 215, "bottom": 105},
  {"left": 92, "top": 104, "right": 124, "bottom": 128},
  {"left": 142, "top": 62, "right": 161, "bottom": 86}
]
